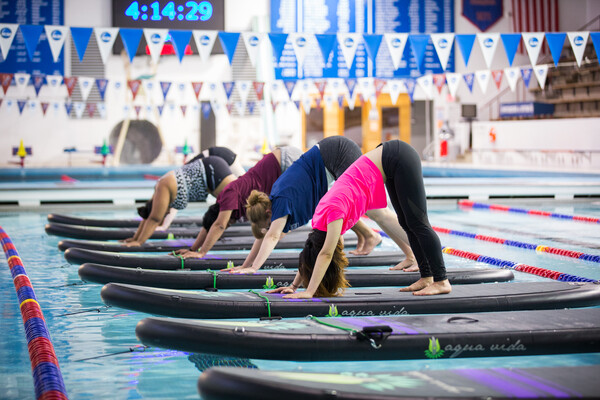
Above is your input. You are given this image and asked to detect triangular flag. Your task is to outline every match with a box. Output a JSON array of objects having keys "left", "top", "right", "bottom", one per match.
[
  {"left": 404, "top": 78, "right": 416, "bottom": 102},
  {"left": 463, "top": 72, "right": 475, "bottom": 93},
  {"left": 144, "top": 29, "right": 168, "bottom": 64},
  {"left": 19, "top": 25, "right": 43, "bottom": 61},
  {"left": 145, "top": 104, "right": 153, "bottom": 117},
  {"left": 315, "top": 34, "right": 336, "bottom": 63},
  {"left": 160, "top": 81, "right": 172, "bottom": 100},
  {"left": 491, "top": 70, "right": 504, "bottom": 89},
  {"left": 373, "top": 78, "right": 386, "bottom": 99},
  {"left": 157, "top": 104, "right": 165, "bottom": 116},
  {"left": 96, "top": 78, "right": 109, "bottom": 100},
  {"left": 63, "top": 76, "right": 78, "bottom": 97},
  {"left": 477, "top": 33, "right": 500, "bottom": 69},
  {"left": 533, "top": 64, "right": 549, "bottom": 89},
  {"left": 409, "top": 34, "right": 430, "bottom": 73},
  {"left": 387, "top": 79, "right": 404, "bottom": 105},
  {"left": 0, "top": 24, "right": 18, "bottom": 60},
  {"left": 169, "top": 30, "right": 192, "bottom": 63},
  {"left": 191, "top": 82, "right": 203, "bottom": 100},
  {"left": 74, "top": 102, "right": 85, "bottom": 119},
  {"left": 128, "top": 79, "right": 142, "bottom": 100},
  {"left": 362, "top": 34, "right": 383, "bottom": 62},
  {"left": 180, "top": 105, "right": 187, "bottom": 117},
  {"left": 226, "top": 102, "right": 234, "bottom": 114},
  {"left": 475, "top": 70, "right": 490, "bottom": 94},
  {"left": 323, "top": 94, "right": 334, "bottom": 109},
  {"left": 455, "top": 34, "right": 476, "bottom": 66},
  {"left": 500, "top": 33, "right": 521, "bottom": 66},
  {"left": 417, "top": 75, "right": 433, "bottom": 99},
  {"left": 14, "top": 73, "right": 30, "bottom": 92},
  {"left": 290, "top": 33, "right": 310, "bottom": 69},
  {"left": 0, "top": 73, "right": 13, "bottom": 94},
  {"left": 328, "top": 78, "right": 343, "bottom": 98},
  {"left": 134, "top": 105, "right": 142, "bottom": 118},
  {"left": 32, "top": 75, "right": 45, "bottom": 96},
  {"left": 357, "top": 77, "right": 374, "bottom": 100},
  {"left": 234, "top": 101, "right": 245, "bottom": 116},
  {"left": 314, "top": 80, "right": 327, "bottom": 100},
  {"left": 504, "top": 67, "right": 520, "bottom": 92},
  {"left": 337, "top": 96, "right": 344, "bottom": 109},
  {"left": 218, "top": 31, "right": 240, "bottom": 65},
  {"left": 431, "top": 33, "right": 454, "bottom": 71},
  {"left": 41, "top": 102, "right": 49, "bottom": 116},
  {"left": 17, "top": 100, "right": 27, "bottom": 115},
  {"left": 445, "top": 73, "right": 461, "bottom": 98},
  {"left": 237, "top": 80, "right": 251, "bottom": 104},
  {"left": 201, "top": 102, "right": 212, "bottom": 119},
  {"left": 95, "top": 28, "right": 119, "bottom": 64},
  {"left": 545, "top": 32, "right": 566, "bottom": 66},
  {"left": 193, "top": 30, "right": 217, "bottom": 61},
  {"left": 207, "top": 82, "right": 221, "bottom": 100},
  {"left": 46, "top": 75, "right": 62, "bottom": 90},
  {"left": 177, "top": 82, "right": 187, "bottom": 98},
  {"left": 521, "top": 67, "right": 533, "bottom": 88},
  {"left": 52, "top": 101, "right": 61, "bottom": 116},
  {"left": 270, "top": 81, "right": 282, "bottom": 102},
  {"left": 591, "top": 32, "right": 600, "bottom": 60},
  {"left": 65, "top": 102, "right": 74, "bottom": 116},
  {"left": 301, "top": 96, "right": 312, "bottom": 113},
  {"left": 268, "top": 33, "right": 288, "bottom": 62},
  {"left": 432, "top": 74, "right": 446, "bottom": 94},
  {"left": 337, "top": 33, "right": 361, "bottom": 68},
  {"left": 143, "top": 80, "right": 155, "bottom": 97},
  {"left": 4, "top": 99, "right": 14, "bottom": 111},
  {"left": 247, "top": 101, "right": 256, "bottom": 115},
  {"left": 242, "top": 32, "right": 262, "bottom": 66},
  {"left": 78, "top": 77, "right": 95, "bottom": 101},
  {"left": 384, "top": 33, "right": 409, "bottom": 70},
  {"left": 70, "top": 27, "right": 93, "bottom": 62},
  {"left": 86, "top": 103, "right": 96, "bottom": 118},
  {"left": 567, "top": 32, "right": 589, "bottom": 67},
  {"left": 223, "top": 81, "right": 235, "bottom": 100},
  {"left": 522, "top": 32, "right": 545, "bottom": 66},
  {"left": 44, "top": 26, "right": 69, "bottom": 62},
  {"left": 120, "top": 28, "right": 143, "bottom": 63},
  {"left": 28, "top": 100, "right": 38, "bottom": 113},
  {"left": 253, "top": 82, "right": 265, "bottom": 101},
  {"left": 345, "top": 78, "right": 357, "bottom": 99},
  {"left": 97, "top": 103, "right": 107, "bottom": 118}
]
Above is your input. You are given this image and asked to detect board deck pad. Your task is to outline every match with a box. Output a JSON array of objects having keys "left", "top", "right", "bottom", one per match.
[
  {"left": 47, "top": 213, "right": 207, "bottom": 228},
  {"left": 135, "top": 308, "right": 600, "bottom": 361},
  {"left": 57, "top": 231, "right": 357, "bottom": 252},
  {"left": 102, "top": 281, "right": 600, "bottom": 319},
  {"left": 46, "top": 221, "right": 307, "bottom": 240},
  {"left": 65, "top": 248, "right": 402, "bottom": 269},
  {"left": 197, "top": 365, "right": 600, "bottom": 399},
  {"left": 79, "top": 263, "right": 513, "bottom": 289}
]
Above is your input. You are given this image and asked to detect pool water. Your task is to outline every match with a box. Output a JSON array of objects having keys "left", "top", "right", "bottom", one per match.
[{"left": 1, "top": 200, "right": 600, "bottom": 399}]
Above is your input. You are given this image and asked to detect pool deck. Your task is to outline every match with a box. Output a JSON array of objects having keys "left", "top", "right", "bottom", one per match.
[{"left": 1, "top": 164, "right": 599, "bottom": 206}]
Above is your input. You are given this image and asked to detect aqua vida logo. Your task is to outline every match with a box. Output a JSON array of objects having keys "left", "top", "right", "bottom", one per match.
[{"left": 424, "top": 337, "right": 445, "bottom": 359}]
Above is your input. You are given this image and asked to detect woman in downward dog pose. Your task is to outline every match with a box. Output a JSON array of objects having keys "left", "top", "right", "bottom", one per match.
[
  {"left": 174, "top": 146, "right": 302, "bottom": 259},
  {"left": 230, "top": 136, "right": 416, "bottom": 274},
  {"left": 269, "top": 140, "right": 451, "bottom": 298}
]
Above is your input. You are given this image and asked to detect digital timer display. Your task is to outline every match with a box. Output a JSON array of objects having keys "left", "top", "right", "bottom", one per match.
[{"left": 112, "top": 0, "right": 224, "bottom": 30}]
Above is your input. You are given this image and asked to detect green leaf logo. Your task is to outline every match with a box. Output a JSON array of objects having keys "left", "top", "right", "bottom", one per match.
[
  {"left": 424, "top": 337, "right": 445, "bottom": 359},
  {"left": 327, "top": 304, "right": 339, "bottom": 317},
  {"left": 263, "top": 276, "right": 276, "bottom": 289},
  {"left": 226, "top": 260, "right": 234, "bottom": 269}
]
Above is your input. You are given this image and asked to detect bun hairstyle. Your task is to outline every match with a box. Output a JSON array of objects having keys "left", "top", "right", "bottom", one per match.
[
  {"left": 298, "top": 229, "right": 349, "bottom": 297},
  {"left": 245, "top": 190, "right": 272, "bottom": 239},
  {"left": 202, "top": 203, "right": 221, "bottom": 231},
  {"left": 137, "top": 200, "right": 152, "bottom": 219}
]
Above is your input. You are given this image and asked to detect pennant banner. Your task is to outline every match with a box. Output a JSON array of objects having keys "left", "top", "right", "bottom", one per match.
[
  {"left": 337, "top": 33, "right": 361, "bottom": 69},
  {"left": 291, "top": 33, "right": 310, "bottom": 69},
  {"left": 362, "top": 34, "right": 383, "bottom": 62},
  {"left": 237, "top": 80, "right": 251, "bottom": 104},
  {"left": 193, "top": 30, "right": 217, "bottom": 62},
  {"left": 431, "top": 33, "right": 454, "bottom": 71},
  {"left": 445, "top": 73, "right": 461, "bottom": 98},
  {"left": 417, "top": 74, "right": 433, "bottom": 99},
  {"left": 475, "top": 70, "right": 490, "bottom": 94},
  {"left": 32, "top": 75, "right": 45, "bottom": 96},
  {"left": 95, "top": 28, "right": 119, "bottom": 64},
  {"left": 20, "top": 25, "right": 43, "bottom": 61},
  {"left": 253, "top": 81, "right": 265, "bottom": 101},
  {"left": 567, "top": 31, "right": 589, "bottom": 67},
  {"left": 0, "top": 73, "right": 13, "bottom": 94},
  {"left": 409, "top": 34, "right": 429, "bottom": 73},
  {"left": 191, "top": 82, "right": 203, "bottom": 100},
  {"left": 521, "top": 67, "right": 533, "bottom": 88},
  {"left": 78, "top": 77, "right": 95, "bottom": 101},
  {"left": 64, "top": 76, "right": 78, "bottom": 97},
  {"left": 522, "top": 32, "right": 545, "bottom": 66},
  {"left": 477, "top": 33, "right": 500, "bottom": 69},
  {"left": 71, "top": 27, "right": 93, "bottom": 62},
  {"left": 545, "top": 32, "right": 566, "bottom": 67},
  {"left": 96, "top": 78, "right": 109, "bottom": 100},
  {"left": 170, "top": 29, "right": 192, "bottom": 63},
  {"left": 218, "top": 31, "right": 240, "bottom": 65},
  {"left": 0, "top": 24, "right": 18, "bottom": 59},
  {"left": 387, "top": 79, "right": 404, "bottom": 105},
  {"left": 160, "top": 81, "right": 172, "bottom": 100},
  {"left": 45, "top": 25, "right": 69, "bottom": 62},
  {"left": 385, "top": 33, "right": 409, "bottom": 70},
  {"left": 491, "top": 70, "right": 504, "bottom": 89},
  {"left": 500, "top": 33, "right": 521, "bottom": 66},
  {"left": 533, "top": 64, "right": 549, "bottom": 89},
  {"left": 120, "top": 28, "right": 144, "bottom": 63},
  {"left": 144, "top": 29, "right": 168, "bottom": 64},
  {"left": 242, "top": 32, "right": 262, "bottom": 66},
  {"left": 268, "top": 33, "right": 288, "bottom": 62},
  {"left": 455, "top": 34, "right": 476, "bottom": 66},
  {"left": 504, "top": 67, "right": 520, "bottom": 91}
]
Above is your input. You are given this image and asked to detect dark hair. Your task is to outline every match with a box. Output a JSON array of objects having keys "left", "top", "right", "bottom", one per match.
[
  {"left": 298, "top": 229, "right": 349, "bottom": 297},
  {"left": 245, "top": 190, "right": 271, "bottom": 239},
  {"left": 202, "top": 203, "right": 221, "bottom": 230},
  {"left": 137, "top": 200, "right": 152, "bottom": 219}
]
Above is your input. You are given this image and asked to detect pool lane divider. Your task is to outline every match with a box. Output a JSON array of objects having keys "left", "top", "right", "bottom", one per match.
[
  {"left": 0, "top": 227, "right": 68, "bottom": 400},
  {"left": 432, "top": 226, "right": 600, "bottom": 263},
  {"left": 458, "top": 200, "right": 600, "bottom": 224}
]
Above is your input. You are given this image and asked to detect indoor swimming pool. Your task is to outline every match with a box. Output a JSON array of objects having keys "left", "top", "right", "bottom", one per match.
[{"left": 1, "top": 199, "right": 599, "bottom": 399}]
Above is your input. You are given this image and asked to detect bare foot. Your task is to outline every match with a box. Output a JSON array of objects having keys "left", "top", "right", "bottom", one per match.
[
  {"left": 399, "top": 277, "right": 433, "bottom": 292},
  {"left": 350, "top": 232, "right": 382, "bottom": 255},
  {"left": 413, "top": 280, "right": 452, "bottom": 296},
  {"left": 389, "top": 258, "right": 418, "bottom": 272},
  {"left": 349, "top": 235, "right": 366, "bottom": 255}
]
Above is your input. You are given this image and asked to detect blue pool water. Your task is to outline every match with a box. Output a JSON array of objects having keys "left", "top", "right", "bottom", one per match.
[{"left": 1, "top": 200, "right": 600, "bottom": 399}]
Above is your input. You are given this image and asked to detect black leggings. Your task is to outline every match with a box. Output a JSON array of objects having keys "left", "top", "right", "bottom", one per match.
[{"left": 381, "top": 140, "right": 446, "bottom": 281}]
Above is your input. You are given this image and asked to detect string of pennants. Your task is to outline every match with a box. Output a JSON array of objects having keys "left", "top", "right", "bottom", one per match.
[
  {"left": 0, "top": 60, "right": 577, "bottom": 119},
  {"left": 0, "top": 24, "right": 598, "bottom": 74}
]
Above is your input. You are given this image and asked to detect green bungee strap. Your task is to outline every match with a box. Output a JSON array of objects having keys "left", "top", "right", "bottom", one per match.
[
  {"left": 248, "top": 289, "right": 271, "bottom": 318},
  {"left": 207, "top": 269, "right": 218, "bottom": 289},
  {"left": 308, "top": 315, "right": 357, "bottom": 333},
  {"left": 171, "top": 251, "right": 185, "bottom": 269}
]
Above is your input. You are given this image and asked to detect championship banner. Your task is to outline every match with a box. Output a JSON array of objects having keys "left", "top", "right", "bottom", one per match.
[{"left": 462, "top": 0, "right": 503, "bottom": 32}]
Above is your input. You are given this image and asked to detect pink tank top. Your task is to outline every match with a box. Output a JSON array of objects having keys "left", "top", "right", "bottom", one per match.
[{"left": 312, "top": 155, "right": 387, "bottom": 234}]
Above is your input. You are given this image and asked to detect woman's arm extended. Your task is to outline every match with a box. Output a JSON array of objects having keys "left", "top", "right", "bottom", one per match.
[
  {"left": 124, "top": 184, "right": 171, "bottom": 247},
  {"left": 230, "top": 216, "right": 288, "bottom": 273},
  {"left": 284, "top": 219, "right": 343, "bottom": 298},
  {"left": 182, "top": 209, "right": 233, "bottom": 258}
]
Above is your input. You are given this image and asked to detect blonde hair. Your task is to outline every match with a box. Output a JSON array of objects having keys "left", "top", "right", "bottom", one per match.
[{"left": 245, "top": 190, "right": 271, "bottom": 239}]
